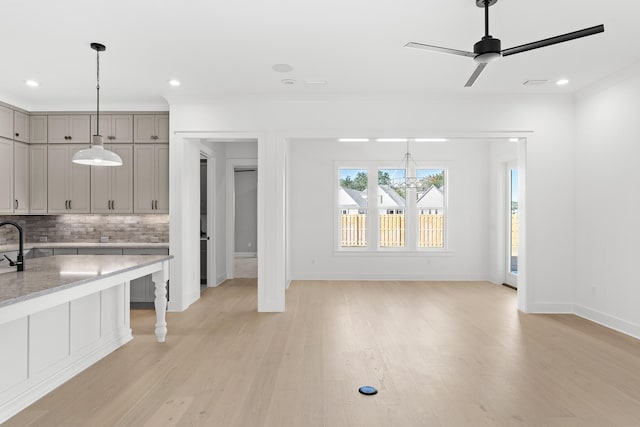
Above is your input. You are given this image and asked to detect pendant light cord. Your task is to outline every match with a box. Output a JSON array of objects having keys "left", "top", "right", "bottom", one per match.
[{"left": 96, "top": 48, "right": 100, "bottom": 137}]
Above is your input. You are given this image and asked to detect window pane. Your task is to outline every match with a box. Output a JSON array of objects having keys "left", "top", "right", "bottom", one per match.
[
  {"left": 339, "top": 169, "right": 368, "bottom": 247},
  {"left": 417, "top": 169, "right": 445, "bottom": 248},
  {"left": 379, "top": 169, "right": 405, "bottom": 247}
]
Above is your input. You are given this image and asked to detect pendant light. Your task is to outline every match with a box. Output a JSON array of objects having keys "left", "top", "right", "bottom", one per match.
[
  {"left": 72, "top": 42, "right": 123, "bottom": 166},
  {"left": 390, "top": 140, "right": 428, "bottom": 192}
]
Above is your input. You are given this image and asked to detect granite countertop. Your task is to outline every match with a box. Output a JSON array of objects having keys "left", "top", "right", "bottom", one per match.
[
  {"left": 0, "top": 255, "right": 172, "bottom": 308},
  {"left": 0, "top": 242, "right": 169, "bottom": 252}
]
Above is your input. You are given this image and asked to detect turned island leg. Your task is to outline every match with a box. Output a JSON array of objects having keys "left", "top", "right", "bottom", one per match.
[{"left": 152, "top": 260, "right": 169, "bottom": 342}]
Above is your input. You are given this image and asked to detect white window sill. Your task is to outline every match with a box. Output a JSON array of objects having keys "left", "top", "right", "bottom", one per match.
[{"left": 333, "top": 250, "right": 455, "bottom": 257}]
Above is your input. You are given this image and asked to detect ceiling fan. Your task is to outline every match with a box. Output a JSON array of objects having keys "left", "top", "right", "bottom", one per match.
[{"left": 405, "top": 0, "right": 604, "bottom": 87}]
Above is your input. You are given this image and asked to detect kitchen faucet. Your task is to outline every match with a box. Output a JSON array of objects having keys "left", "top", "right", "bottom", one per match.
[{"left": 0, "top": 221, "right": 24, "bottom": 271}]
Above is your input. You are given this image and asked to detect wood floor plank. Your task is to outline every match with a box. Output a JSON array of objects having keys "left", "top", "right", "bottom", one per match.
[{"left": 5, "top": 280, "right": 640, "bottom": 426}]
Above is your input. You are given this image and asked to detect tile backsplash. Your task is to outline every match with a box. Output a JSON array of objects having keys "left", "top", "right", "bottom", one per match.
[{"left": 0, "top": 215, "right": 169, "bottom": 244}]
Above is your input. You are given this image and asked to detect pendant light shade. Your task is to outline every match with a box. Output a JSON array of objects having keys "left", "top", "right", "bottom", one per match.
[{"left": 72, "top": 42, "right": 122, "bottom": 167}]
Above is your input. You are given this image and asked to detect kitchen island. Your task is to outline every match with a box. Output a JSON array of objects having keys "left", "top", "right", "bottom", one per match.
[{"left": 0, "top": 254, "right": 171, "bottom": 424}]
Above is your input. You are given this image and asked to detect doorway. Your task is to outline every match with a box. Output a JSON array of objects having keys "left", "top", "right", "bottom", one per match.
[
  {"left": 199, "top": 149, "right": 216, "bottom": 292},
  {"left": 233, "top": 167, "right": 258, "bottom": 278},
  {"left": 505, "top": 162, "right": 518, "bottom": 288}
]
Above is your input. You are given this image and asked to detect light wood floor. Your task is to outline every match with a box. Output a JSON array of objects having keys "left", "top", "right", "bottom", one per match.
[{"left": 6, "top": 280, "right": 640, "bottom": 426}]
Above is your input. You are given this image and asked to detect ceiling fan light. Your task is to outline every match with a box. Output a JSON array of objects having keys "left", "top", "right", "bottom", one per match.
[{"left": 474, "top": 52, "right": 501, "bottom": 63}]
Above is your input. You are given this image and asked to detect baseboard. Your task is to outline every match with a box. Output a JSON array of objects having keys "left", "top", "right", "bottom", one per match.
[
  {"left": 234, "top": 252, "right": 257, "bottom": 258},
  {"left": 574, "top": 305, "right": 640, "bottom": 341},
  {"left": 527, "top": 302, "right": 574, "bottom": 314},
  {"left": 289, "top": 272, "right": 489, "bottom": 281}
]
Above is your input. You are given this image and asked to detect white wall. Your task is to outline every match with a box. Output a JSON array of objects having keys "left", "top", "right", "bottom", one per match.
[
  {"left": 288, "top": 138, "right": 491, "bottom": 280},
  {"left": 169, "top": 94, "right": 576, "bottom": 312},
  {"left": 575, "top": 68, "right": 640, "bottom": 338}
]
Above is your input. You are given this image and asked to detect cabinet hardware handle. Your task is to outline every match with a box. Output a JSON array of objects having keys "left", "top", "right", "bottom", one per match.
[
  {"left": 155, "top": 200, "right": 158, "bottom": 210},
  {"left": 69, "top": 200, "right": 72, "bottom": 210},
  {"left": 15, "top": 133, "right": 19, "bottom": 137},
  {"left": 68, "top": 136, "right": 72, "bottom": 140},
  {"left": 65, "top": 200, "right": 68, "bottom": 209},
  {"left": 14, "top": 200, "right": 18, "bottom": 209}
]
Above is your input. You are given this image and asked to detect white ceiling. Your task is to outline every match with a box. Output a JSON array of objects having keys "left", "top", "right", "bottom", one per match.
[{"left": 3, "top": 0, "right": 639, "bottom": 111}]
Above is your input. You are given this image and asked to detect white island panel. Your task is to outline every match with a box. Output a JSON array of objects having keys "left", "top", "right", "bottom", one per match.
[
  {"left": 0, "top": 318, "right": 28, "bottom": 393},
  {"left": 30, "top": 303, "right": 70, "bottom": 375},
  {"left": 70, "top": 292, "right": 101, "bottom": 354}
]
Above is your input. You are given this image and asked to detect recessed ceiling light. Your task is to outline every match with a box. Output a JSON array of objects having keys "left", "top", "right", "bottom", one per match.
[
  {"left": 415, "top": 138, "right": 447, "bottom": 142},
  {"left": 168, "top": 79, "right": 181, "bottom": 86},
  {"left": 281, "top": 79, "right": 296, "bottom": 85},
  {"left": 339, "top": 138, "right": 369, "bottom": 142},
  {"left": 376, "top": 138, "right": 408, "bottom": 142},
  {"left": 25, "top": 80, "right": 39, "bottom": 87},
  {"left": 305, "top": 80, "right": 327, "bottom": 86},
  {"left": 509, "top": 138, "right": 519, "bottom": 142},
  {"left": 556, "top": 79, "right": 570, "bottom": 86},
  {"left": 272, "top": 64, "right": 294, "bottom": 73}
]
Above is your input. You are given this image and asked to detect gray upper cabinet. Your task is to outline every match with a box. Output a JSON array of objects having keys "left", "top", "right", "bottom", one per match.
[
  {"left": 48, "top": 115, "right": 91, "bottom": 143},
  {"left": 91, "top": 144, "right": 134, "bottom": 214},
  {"left": 47, "top": 144, "right": 91, "bottom": 213},
  {"left": 91, "top": 114, "right": 133, "bottom": 143},
  {"left": 0, "top": 105, "right": 14, "bottom": 140},
  {"left": 13, "top": 111, "right": 29, "bottom": 143},
  {"left": 29, "top": 116, "right": 48, "bottom": 144},
  {"left": 14, "top": 142, "right": 29, "bottom": 214},
  {"left": 134, "top": 144, "right": 169, "bottom": 213},
  {"left": 29, "top": 145, "right": 48, "bottom": 214},
  {"left": 0, "top": 139, "right": 14, "bottom": 213},
  {"left": 133, "top": 114, "right": 169, "bottom": 143}
]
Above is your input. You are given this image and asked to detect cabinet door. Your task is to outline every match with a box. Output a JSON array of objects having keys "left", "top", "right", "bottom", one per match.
[
  {"left": 68, "top": 145, "right": 91, "bottom": 212},
  {"left": 110, "top": 145, "right": 133, "bottom": 213},
  {"left": 14, "top": 111, "right": 29, "bottom": 143},
  {"left": 90, "top": 156, "right": 112, "bottom": 213},
  {"left": 29, "top": 145, "right": 48, "bottom": 214},
  {"left": 0, "top": 139, "right": 14, "bottom": 213},
  {"left": 69, "top": 115, "right": 90, "bottom": 143},
  {"left": 155, "top": 115, "right": 169, "bottom": 143},
  {"left": 111, "top": 115, "right": 133, "bottom": 143},
  {"left": 47, "top": 145, "right": 70, "bottom": 213},
  {"left": 0, "top": 106, "right": 13, "bottom": 140},
  {"left": 14, "top": 142, "right": 29, "bottom": 213},
  {"left": 133, "top": 145, "right": 156, "bottom": 213},
  {"left": 133, "top": 115, "right": 155, "bottom": 143},
  {"left": 155, "top": 145, "right": 169, "bottom": 213},
  {"left": 29, "top": 116, "right": 48, "bottom": 144},
  {"left": 48, "top": 116, "right": 69, "bottom": 144}
]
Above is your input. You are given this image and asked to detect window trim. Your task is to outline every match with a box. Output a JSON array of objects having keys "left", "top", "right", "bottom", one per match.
[{"left": 336, "top": 161, "right": 451, "bottom": 253}]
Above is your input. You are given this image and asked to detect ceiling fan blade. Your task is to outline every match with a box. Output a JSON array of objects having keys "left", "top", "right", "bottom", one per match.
[
  {"left": 464, "top": 63, "right": 488, "bottom": 87},
  {"left": 501, "top": 24, "right": 604, "bottom": 57},
  {"left": 405, "top": 42, "right": 475, "bottom": 58}
]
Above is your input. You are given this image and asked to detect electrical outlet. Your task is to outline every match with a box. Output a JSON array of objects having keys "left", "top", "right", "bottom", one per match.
[
  {"left": 100, "top": 236, "right": 109, "bottom": 243},
  {"left": 0, "top": 238, "right": 6, "bottom": 245},
  {"left": 40, "top": 236, "right": 48, "bottom": 242}
]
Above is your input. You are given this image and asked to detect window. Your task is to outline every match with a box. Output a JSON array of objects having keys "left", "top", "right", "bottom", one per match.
[
  {"left": 416, "top": 169, "right": 445, "bottom": 248},
  {"left": 378, "top": 169, "right": 405, "bottom": 248},
  {"left": 337, "top": 165, "right": 447, "bottom": 251},
  {"left": 338, "top": 169, "right": 368, "bottom": 247}
]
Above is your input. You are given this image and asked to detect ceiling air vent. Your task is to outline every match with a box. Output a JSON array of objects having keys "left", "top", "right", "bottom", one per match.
[{"left": 523, "top": 80, "right": 549, "bottom": 86}]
